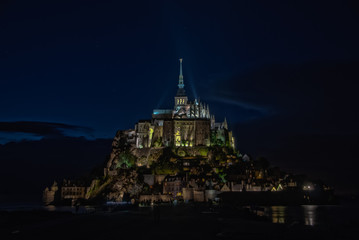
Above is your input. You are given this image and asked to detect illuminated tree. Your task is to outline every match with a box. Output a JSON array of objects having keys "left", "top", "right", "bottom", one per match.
[{"left": 116, "top": 152, "right": 136, "bottom": 169}]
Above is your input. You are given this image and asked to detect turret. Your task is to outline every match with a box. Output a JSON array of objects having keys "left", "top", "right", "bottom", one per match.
[
  {"left": 206, "top": 104, "right": 210, "bottom": 119},
  {"left": 211, "top": 115, "right": 215, "bottom": 129},
  {"left": 223, "top": 117, "right": 228, "bottom": 130}
]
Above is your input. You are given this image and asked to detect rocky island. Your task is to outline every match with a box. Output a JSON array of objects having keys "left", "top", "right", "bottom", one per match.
[{"left": 43, "top": 59, "right": 335, "bottom": 206}]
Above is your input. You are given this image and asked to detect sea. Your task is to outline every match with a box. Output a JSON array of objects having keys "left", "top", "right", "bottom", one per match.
[
  {"left": 255, "top": 203, "right": 359, "bottom": 226},
  {"left": 1, "top": 197, "right": 358, "bottom": 227}
]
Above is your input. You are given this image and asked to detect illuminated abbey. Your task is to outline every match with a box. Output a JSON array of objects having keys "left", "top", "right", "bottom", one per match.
[
  {"left": 134, "top": 59, "right": 235, "bottom": 149},
  {"left": 43, "top": 60, "right": 334, "bottom": 206}
]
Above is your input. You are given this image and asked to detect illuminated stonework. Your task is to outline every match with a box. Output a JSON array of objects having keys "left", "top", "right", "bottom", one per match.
[{"left": 132, "top": 59, "right": 235, "bottom": 148}]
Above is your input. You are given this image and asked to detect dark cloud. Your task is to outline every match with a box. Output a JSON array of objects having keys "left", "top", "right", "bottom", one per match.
[
  {"left": 207, "top": 60, "right": 359, "bottom": 131},
  {"left": 220, "top": 61, "right": 359, "bottom": 194},
  {"left": 0, "top": 121, "right": 93, "bottom": 140},
  {"left": 0, "top": 137, "right": 112, "bottom": 203}
]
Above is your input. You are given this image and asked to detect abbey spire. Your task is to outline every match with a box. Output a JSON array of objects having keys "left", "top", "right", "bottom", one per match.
[
  {"left": 176, "top": 58, "right": 186, "bottom": 97},
  {"left": 178, "top": 58, "right": 184, "bottom": 88},
  {"left": 174, "top": 58, "right": 188, "bottom": 109}
]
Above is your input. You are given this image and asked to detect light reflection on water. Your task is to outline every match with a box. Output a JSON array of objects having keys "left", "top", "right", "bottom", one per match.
[
  {"left": 0, "top": 204, "right": 96, "bottom": 214},
  {"left": 270, "top": 206, "right": 286, "bottom": 224},
  {"left": 43, "top": 205, "right": 97, "bottom": 214},
  {"left": 265, "top": 205, "right": 317, "bottom": 226},
  {"left": 303, "top": 205, "right": 317, "bottom": 226}
]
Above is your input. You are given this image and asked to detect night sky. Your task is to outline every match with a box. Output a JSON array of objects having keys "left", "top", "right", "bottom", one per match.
[{"left": 1, "top": 0, "right": 359, "bottom": 201}]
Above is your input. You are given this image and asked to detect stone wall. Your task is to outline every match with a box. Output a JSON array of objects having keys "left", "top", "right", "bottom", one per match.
[
  {"left": 182, "top": 187, "right": 194, "bottom": 201},
  {"left": 193, "top": 190, "right": 205, "bottom": 202},
  {"left": 143, "top": 174, "right": 155, "bottom": 186},
  {"left": 42, "top": 181, "right": 58, "bottom": 205},
  {"left": 43, "top": 188, "right": 56, "bottom": 205}
]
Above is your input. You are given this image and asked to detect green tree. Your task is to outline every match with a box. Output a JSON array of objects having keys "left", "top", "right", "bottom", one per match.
[{"left": 116, "top": 152, "right": 136, "bottom": 169}]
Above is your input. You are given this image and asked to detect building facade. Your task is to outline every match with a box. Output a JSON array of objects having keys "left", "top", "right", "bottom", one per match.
[{"left": 60, "top": 180, "right": 87, "bottom": 200}]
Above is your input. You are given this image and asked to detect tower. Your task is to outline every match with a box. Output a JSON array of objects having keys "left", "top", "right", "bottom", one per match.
[{"left": 174, "top": 58, "right": 188, "bottom": 107}]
